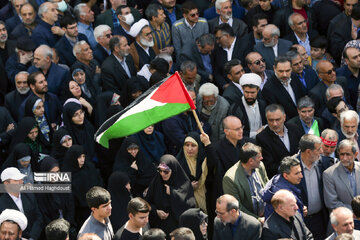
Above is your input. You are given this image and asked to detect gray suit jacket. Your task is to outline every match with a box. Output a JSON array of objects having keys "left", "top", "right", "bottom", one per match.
[
  {"left": 213, "top": 211, "right": 262, "bottom": 240},
  {"left": 208, "top": 17, "right": 248, "bottom": 38},
  {"left": 325, "top": 230, "right": 360, "bottom": 240},
  {"left": 254, "top": 38, "right": 293, "bottom": 69},
  {"left": 323, "top": 161, "right": 360, "bottom": 210}
]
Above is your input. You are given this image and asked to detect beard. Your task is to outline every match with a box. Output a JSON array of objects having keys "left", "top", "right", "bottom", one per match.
[
  {"left": 342, "top": 130, "right": 356, "bottom": 139},
  {"left": 140, "top": 36, "right": 154, "bottom": 48},
  {"left": 245, "top": 98, "right": 256, "bottom": 105},
  {"left": 17, "top": 86, "right": 30, "bottom": 95}
]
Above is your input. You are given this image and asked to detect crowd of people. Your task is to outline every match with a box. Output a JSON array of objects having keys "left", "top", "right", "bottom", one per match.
[{"left": 1, "top": 0, "right": 360, "bottom": 238}]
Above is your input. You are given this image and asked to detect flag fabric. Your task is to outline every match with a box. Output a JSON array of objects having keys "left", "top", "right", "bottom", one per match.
[{"left": 95, "top": 72, "right": 196, "bottom": 148}]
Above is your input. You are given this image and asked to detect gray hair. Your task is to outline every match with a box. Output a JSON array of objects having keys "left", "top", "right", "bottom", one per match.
[
  {"left": 15, "top": 71, "right": 29, "bottom": 81},
  {"left": 288, "top": 13, "right": 303, "bottom": 27},
  {"left": 265, "top": 104, "right": 285, "bottom": 115},
  {"left": 199, "top": 83, "right": 219, "bottom": 98},
  {"left": 338, "top": 139, "right": 358, "bottom": 154},
  {"left": 330, "top": 207, "right": 353, "bottom": 226},
  {"left": 325, "top": 84, "right": 344, "bottom": 98},
  {"left": 145, "top": 3, "right": 162, "bottom": 20},
  {"left": 279, "top": 156, "right": 300, "bottom": 174},
  {"left": 215, "top": 0, "right": 230, "bottom": 10},
  {"left": 38, "top": 2, "right": 52, "bottom": 18},
  {"left": 180, "top": 61, "right": 196, "bottom": 73},
  {"left": 340, "top": 110, "right": 359, "bottom": 126},
  {"left": 36, "top": 44, "right": 53, "bottom": 59},
  {"left": 74, "top": 3, "right": 87, "bottom": 20},
  {"left": 216, "top": 194, "right": 239, "bottom": 211},
  {"left": 94, "top": 25, "right": 111, "bottom": 42},
  {"left": 196, "top": 33, "right": 215, "bottom": 48},
  {"left": 73, "top": 40, "right": 87, "bottom": 57},
  {"left": 297, "top": 96, "right": 314, "bottom": 109},
  {"left": 321, "top": 129, "right": 338, "bottom": 141},
  {"left": 335, "top": 233, "right": 355, "bottom": 240},
  {"left": 156, "top": 53, "right": 172, "bottom": 63},
  {"left": 299, "top": 134, "right": 322, "bottom": 152},
  {"left": 266, "top": 24, "right": 280, "bottom": 37}
]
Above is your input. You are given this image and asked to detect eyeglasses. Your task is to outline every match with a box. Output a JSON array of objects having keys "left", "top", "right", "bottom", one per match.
[
  {"left": 73, "top": 110, "right": 85, "bottom": 118},
  {"left": 215, "top": 210, "right": 228, "bottom": 216},
  {"left": 189, "top": 12, "right": 199, "bottom": 17},
  {"left": 252, "top": 58, "right": 265, "bottom": 65},
  {"left": 105, "top": 33, "right": 112, "bottom": 38},
  {"left": 158, "top": 169, "right": 171, "bottom": 175},
  {"left": 319, "top": 68, "right": 336, "bottom": 75},
  {"left": 144, "top": 31, "right": 153, "bottom": 37}
]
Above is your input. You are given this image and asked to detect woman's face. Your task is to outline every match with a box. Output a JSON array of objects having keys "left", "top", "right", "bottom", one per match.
[
  {"left": 158, "top": 167, "right": 172, "bottom": 181},
  {"left": 71, "top": 109, "right": 84, "bottom": 125},
  {"left": 69, "top": 81, "right": 82, "bottom": 98},
  {"left": 73, "top": 71, "right": 86, "bottom": 85},
  {"left": 61, "top": 137, "right": 72, "bottom": 148},
  {"left": 127, "top": 147, "right": 139, "bottom": 158},
  {"left": 184, "top": 141, "right": 198, "bottom": 157},
  {"left": 50, "top": 166, "right": 60, "bottom": 173},
  {"left": 143, "top": 125, "right": 154, "bottom": 135},
  {"left": 19, "top": 159, "right": 30, "bottom": 168},
  {"left": 199, "top": 219, "right": 208, "bottom": 236},
  {"left": 125, "top": 182, "right": 131, "bottom": 192},
  {"left": 33, "top": 100, "right": 44, "bottom": 118},
  {"left": 77, "top": 153, "right": 85, "bottom": 168},
  {"left": 27, "top": 127, "right": 38, "bottom": 141},
  {"left": 131, "top": 90, "right": 142, "bottom": 99}
]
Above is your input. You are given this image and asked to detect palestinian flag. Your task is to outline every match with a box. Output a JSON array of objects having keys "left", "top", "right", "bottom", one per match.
[{"left": 95, "top": 72, "right": 196, "bottom": 148}]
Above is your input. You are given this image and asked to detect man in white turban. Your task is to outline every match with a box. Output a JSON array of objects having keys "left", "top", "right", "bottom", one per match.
[{"left": 0, "top": 209, "right": 28, "bottom": 240}]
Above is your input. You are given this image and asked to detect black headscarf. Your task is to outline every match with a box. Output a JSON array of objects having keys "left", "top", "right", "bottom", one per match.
[
  {"left": 134, "top": 128, "right": 166, "bottom": 165},
  {"left": 62, "top": 101, "right": 95, "bottom": 160},
  {"left": 94, "top": 91, "right": 118, "bottom": 129},
  {"left": 179, "top": 208, "right": 208, "bottom": 240},
  {"left": 146, "top": 154, "right": 196, "bottom": 220},
  {"left": 24, "top": 95, "right": 42, "bottom": 118},
  {"left": 108, "top": 171, "right": 131, "bottom": 232},
  {"left": 9, "top": 116, "right": 50, "bottom": 154},
  {"left": 50, "top": 127, "right": 72, "bottom": 163},
  {"left": 120, "top": 76, "right": 149, "bottom": 107},
  {"left": 113, "top": 137, "right": 157, "bottom": 195},
  {"left": 40, "top": 156, "right": 59, "bottom": 172},
  {"left": 1, "top": 143, "right": 39, "bottom": 172},
  {"left": 176, "top": 132, "right": 206, "bottom": 182}
]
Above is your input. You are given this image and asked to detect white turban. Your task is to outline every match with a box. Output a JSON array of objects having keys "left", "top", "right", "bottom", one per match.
[
  {"left": 239, "top": 73, "right": 262, "bottom": 87},
  {"left": 129, "top": 19, "right": 149, "bottom": 37},
  {"left": 0, "top": 209, "right": 28, "bottom": 231}
]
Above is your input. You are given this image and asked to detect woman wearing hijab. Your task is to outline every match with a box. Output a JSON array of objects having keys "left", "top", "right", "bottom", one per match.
[
  {"left": 133, "top": 125, "right": 165, "bottom": 165},
  {"left": 146, "top": 154, "right": 196, "bottom": 235},
  {"left": 1, "top": 143, "right": 38, "bottom": 183},
  {"left": 61, "top": 80, "right": 94, "bottom": 116},
  {"left": 179, "top": 208, "right": 208, "bottom": 240},
  {"left": 10, "top": 116, "right": 51, "bottom": 154},
  {"left": 62, "top": 101, "right": 96, "bottom": 161},
  {"left": 119, "top": 76, "right": 149, "bottom": 107},
  {"left": 62, "top": 145, "right": 103, "bottom": 227},
  {"left": 50, "top": 127, "right": 73, "bottom": 165},
  {"left": 177, "top": 132, "right": 209, "bottom": 213},
  {"left": 24, "top": 95, "right": 53, "bottom": 144},
  {"left": 36, "top": 156, "right": 77, "bottom": 239},
  {"left": 108, "top": 171, "right": 132, "bottom": 232},
  {"left": 113, "top": 137, "right": 157, "bottom": 197}
]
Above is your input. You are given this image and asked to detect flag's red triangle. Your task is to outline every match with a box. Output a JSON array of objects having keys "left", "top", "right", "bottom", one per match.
[{"left": 150, "top": 72, "right": 196, "bottom": 109}]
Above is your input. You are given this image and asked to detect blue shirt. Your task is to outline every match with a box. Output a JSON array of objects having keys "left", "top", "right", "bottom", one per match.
[
  {"left": 77, "top": 22, "right": 97, "bottom": 48},
  {"left": 231, "top": 213, "right": 242, "bottom": 236},
  {"left": 164, "top": 6, "right": 177, "bottom": 25},
  {"left": 343, "top": 164, "right": 357, "bottom": 196},
  {"left": 200, "top": 53, "right": 212, "bottom": 74}
]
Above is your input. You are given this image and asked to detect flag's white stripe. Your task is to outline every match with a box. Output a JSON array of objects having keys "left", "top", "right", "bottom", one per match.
[{"left": 96, "top": 88, "right": 165, "bottom": 143}]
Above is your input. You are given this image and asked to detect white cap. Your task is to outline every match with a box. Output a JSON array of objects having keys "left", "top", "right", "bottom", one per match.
[
  {"left": 129, "top": 19, "right": 149, "bottom": 37},
  {"left": 239, "top": 73, "right": 262, "bottom": 87},
  {"left": 1, "top": 167, "right": 27, "bottom": 182},
  {"left": 0, "top": 209, "right": 28, "bottom": 231}
]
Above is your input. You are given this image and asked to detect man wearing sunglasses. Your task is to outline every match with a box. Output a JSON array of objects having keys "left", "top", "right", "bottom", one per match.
[
  {"left": 309, "top": 60, "right": 349, "bottom": 115},
  {"left": 246, "top": 51, "right": 274, "bottom": 90},
  {"left": 172, "top": 1, "right": 208, "bottom": 59},
  {"left": 93, "top": 24, "right": 112, "bottom": 65},
  {"left": 55, "top": 15, "right": 89, "bottom": 67}
]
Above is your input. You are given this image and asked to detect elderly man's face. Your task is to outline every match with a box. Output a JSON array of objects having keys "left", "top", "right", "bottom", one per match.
[
  {"left": 332, "top": 211, "right": 355, "bottom": 235},
  {"left": 15, "top": 73, "right": 29, "bottom": 94},
  {"left": 80, "top": 5, "right": 94, "bottom": 23},
  {"left": 339, "top": 145, "right": 357, "bottom": 171},
  {"left": 0, "top": 24, "right": 8, "bottom": 43},
  {"left": 202, "top": 94, "right": 217, "bottom": 111},
  {"left": 291, "top": 15, "right": 307, "bottom": 34},
  {"left": 278, "top": 195, "right": 298, "bottom": 219},
  {"left": 291, "top": 55, "right": 304, "bottom": 74},
  {"left": 262, "top": 30, "right": 277, "bottom": 47},
  {"left": 42, "top": 3, "right": 58, "bottom": 23},
  {"left": 0, "top": 221, "right": 21, "bottom": 240},
  {"left": 218, "top": 0, "right": 232, "bottom": 19},
  {"left": 248, "top": 52, "right": 266, "bottom": 74},
  {"left": 13, "top": 0, "right": 26, "bottom": 14},
  {"left": 20, "top": 4, "right": 36, "bottom": 25},
  {"left": 298, "top": 107, "right": 314, "bottom": 125},
  {"left": 341, "top": 117, "right": 358, "bottom": 139},
  {"left": 182, "top": 68, "right": 197, "bottom": 85},
  {"left": 33, "top": 49, "right": 49, "bottom": 70},
  {"left": 266, "top": 109, "right": 285, "bottom": 134},
  {"left": 78, "top": 43, "right": 93, "bottom": 61}
]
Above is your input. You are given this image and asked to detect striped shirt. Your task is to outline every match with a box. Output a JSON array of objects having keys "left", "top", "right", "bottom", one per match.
[{"left": 149, "top": 22, "right": 171, "bottom": 51}]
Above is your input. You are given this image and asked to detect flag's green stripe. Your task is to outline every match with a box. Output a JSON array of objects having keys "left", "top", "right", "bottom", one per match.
[{"left": 99, "top": 103, "right": 190, "bottom": 147}]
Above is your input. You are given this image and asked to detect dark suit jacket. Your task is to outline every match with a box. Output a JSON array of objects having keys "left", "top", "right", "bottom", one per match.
[
  {"left": 93, "top": 43, "right": 110, "bottom": 65},
  {"left": 308, "top": 77, "right": 349, "bottom": 115},
  {"left": 222, "top": 82, "right": 243, "bottom": 105},
  {"left": 283, "top": 30, "right": 319, "bottom": 45},
  {"left": 254, "top": 38, "right": 293, "bottom": 70},
  {"left": 208, "top": 16, "right": 248, "bottom": 38},
  {"left": 229, "top": 98, "right": 267, "bottom": 137},
  {"left": 287, "top": 115, "right": 325, "bottom": 136},
  {"left": 163, "top": 4, "right": 183, "bottom": 28},
  {"left": 262, "top": 74, "right": 306, "bottom": 119},
  {"left": 213, "top": 211, "right": 262, "bottom": 240},
  {"left": 178, "top": 42, "right": 212, "bottom": 83},
  {"left": 256, "top": 123, "right": 302, "bottom": 177},
  {"left": 291, "top": 66, "right": 320, "bottom": 94},
  {"left": 0, "top": 193, "right": 43, "bottom": 240},
  {"left": 213, "top": 37, "right": 250, "bottom": 88},
  {"left": 54, "top": 33, "right": 88, "bottom": 67},
  {"left": 101, "top": 54, "right": 136, "bottom": 95},
  {"left": 5, "top": 14, "right": 21, "bottom": 34}
]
